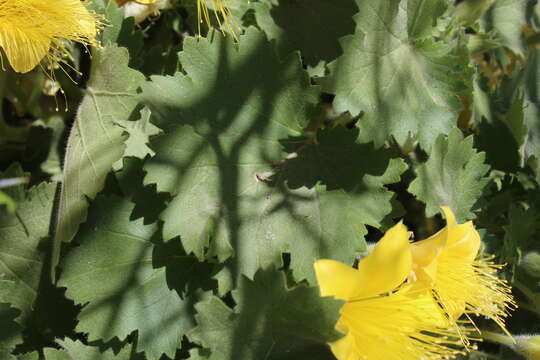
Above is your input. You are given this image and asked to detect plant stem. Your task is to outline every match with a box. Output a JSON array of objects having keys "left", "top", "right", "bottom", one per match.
[
  {"left": 481, "top": 330, "right": 515, "bottom": 346},
  {"left": 471, "top": 350, "right": 504, "bottom": 360}
]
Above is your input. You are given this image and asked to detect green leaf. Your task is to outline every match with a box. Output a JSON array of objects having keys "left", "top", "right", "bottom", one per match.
[
  {"left": 501, "top": 204, "right": 538, "bottom": 273},
  {"left": 46, "top": 339, "right": 136, "bottom": 360},
  {"left": 39, "top": 115, "right": 66, "bottom": 182},
  {"left": 524, "top": 48, "right": 540, "bottom": 183},
  {"left": 253, "top": 0, "right": 357, "bottom": 67},
  {"left": 453, "top": 0, "right": 496, "bottom": 26},
  {"left": 142, "top": 29, "right": 405, "bottom": 283},
  {"left": 18, "top": 352, "right": 39, "bottom": 360},
  {"left": 91, "top": 0, "right": 144, "bottom": 58},
  {"left": 189, "top": 268, "right": 342, "bottom": 360},
  {"left": 141, "top": 28, "right": 313, "bottom": 273},
  {"left": 480, "top": 0, "right": 536, "bottom": 55},
  {"left": 53, "top": 45, "right": 144, "bottom": 279},
  {"left": 115, "top": 107, "right": 161, "bottom": 166},
  {"left": 476, "top": 90, "right": 527, "bottom": 172},
  {"left": 322, "top": 0, "right": 464, "bottom": 150},
  {"left": 408, "top": 128, "right": 490, "bottom": 222},
  {"left": 0, "top": 302, "right": 22, "bottom": 360},
  {"left": 115, "top": 158, "right": 170, "bottom": 225},
  {"left": 0, "top": 165, "right": 57, "bottom": 322},
  {"left": 58, "top": 195, "right": 200, "bottom": 360},
  {"left": 187, "top": 349, "right": 211, "bottom": 360}
]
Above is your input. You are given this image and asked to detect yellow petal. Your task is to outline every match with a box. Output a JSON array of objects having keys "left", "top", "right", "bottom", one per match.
[
  {"left": 411, "top": 231, "right": 445, "bottom": 283},
  {"left": 0, "top": 0, "right": 103, "bottom": 73},
  {"left": 314, "top": 222, "right": 412, "bottom": 300},
  {"left": 440, "top": 205, "right": 456, "bottom": 226},
  {"left": 446, "top": 221, "right": 481, "bottom": 260},
  {"left": 412, "top": 207, "right": 515, "bottom": 333},
  {"left": 329, "top": 333, "right": 357, "bottom": 360},
  {"left": 330, "top": 288, "right": 466, "bottom": 360},
  {"left": 354, "top": 222, "right": 412, "bottom": 298},
  {"left": 314, "top": 259, "right": 364, "bottom": 300},
  {"left": 410, "top": 206, "right": 461, "bottom": 282},
  {"left": 411, "top": 234, "right": 443, "bottom": 265},
  {"left": 411, "top": 206, "right": 457, "bottom": 266}
]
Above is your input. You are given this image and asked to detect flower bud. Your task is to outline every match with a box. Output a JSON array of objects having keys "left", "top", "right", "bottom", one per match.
[{"left": 521, "top": 252, "right": 540, "bottom": 278}]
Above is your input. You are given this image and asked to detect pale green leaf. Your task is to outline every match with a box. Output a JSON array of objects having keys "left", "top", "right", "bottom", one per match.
[
  {"left": 408, "top": 128, "right": 490, "bottom": 222},
  {"left": 115, "top": 107, "right": 161, "bottom": 165},
  {"left": 480, "top": 0, "right": 536, "bottom": 55},
  {"left": 53, "top": 46, "right": 144, "bottom": 279},
  {"left": 322, "top": 0, "right": 464, "bottom": 150}
]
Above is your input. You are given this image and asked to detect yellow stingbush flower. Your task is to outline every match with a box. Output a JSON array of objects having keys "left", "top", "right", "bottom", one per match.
[
  {"left": 314, "top": 223, "right": 465, "bottom": 360},
  {"left": 411, "top": 206, "right": 516, "bottom": 336},
  {"left": 0, "top": 0, "right": 104, "bottom": 74}
]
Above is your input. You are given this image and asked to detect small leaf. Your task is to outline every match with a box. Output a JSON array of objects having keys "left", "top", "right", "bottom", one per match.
[
  {"left": 115, "top": 107, "right": 161, "bottom": 167},
  {"left": 91, "top": 0, "right": 144, "bottom": 57},
  {"left": 408, "top": 128, "right": 490, "bottom": 222}
]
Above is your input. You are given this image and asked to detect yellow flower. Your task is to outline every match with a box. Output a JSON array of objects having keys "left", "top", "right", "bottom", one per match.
[
  {"left": 314, "top": 223, "right": 464, "bottom": 360},
  {"left": 0, "top": 0, "right": 103, "bottom": 74},
  {"left": 411, "top": 206, "right": 516, "bottom": 335}
]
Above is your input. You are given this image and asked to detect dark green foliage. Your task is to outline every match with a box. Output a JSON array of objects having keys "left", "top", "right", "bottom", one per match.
[{"left": 2, "top": 0, "right": 540, "bottom": 359}]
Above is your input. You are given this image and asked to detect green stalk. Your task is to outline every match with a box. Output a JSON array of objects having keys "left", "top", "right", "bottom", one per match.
[{"left": 481, "top": 330, "right": 515, "bottom": 346}]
